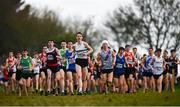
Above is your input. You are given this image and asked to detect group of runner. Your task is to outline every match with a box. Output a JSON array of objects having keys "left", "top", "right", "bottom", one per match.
[{"left": 0, "top": 32, "right": 179, "bottom": 96}]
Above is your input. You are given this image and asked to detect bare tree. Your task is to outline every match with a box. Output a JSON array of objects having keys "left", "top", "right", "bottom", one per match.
[{"left": 106, "top": 0, "right": 180, "bottom": 51}]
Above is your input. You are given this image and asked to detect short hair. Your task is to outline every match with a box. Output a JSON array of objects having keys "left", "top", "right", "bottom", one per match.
[
  {"left": 119, "top": 47, "right": 125, "bottom": 51},
  {"left": 76, "top": 32, "right": 83, "bottom": 36},
  {"left": 170, "top": 49, "right": 176, "bottom": 53},
  {"left": 156, "top": 48, "right": 162, "bottom": 52},
  {"left": 133, "top": 47, "right": 137, "bottom": 50},
  {"left": 125, "top": 45, "right": 130, "bottom": 48}
]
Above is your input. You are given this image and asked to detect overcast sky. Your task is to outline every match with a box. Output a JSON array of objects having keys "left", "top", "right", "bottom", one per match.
[{"left": 24, "top": 0, "right": 134, "bottom": 26}]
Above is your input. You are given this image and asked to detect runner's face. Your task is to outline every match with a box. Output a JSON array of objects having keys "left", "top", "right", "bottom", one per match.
[
  {"left": 17, "top": 53, "right": 21, "bottom": 58},
  {"left": 119, "top": 49, "right": 124, "bottom": 55},
  {"left": 102, "top": 43, "right": 108, "bottom": 50},
  {"left": 48, "top": 41, "right": 54, "bottom": 47},
  {"left": 23, "top": 51, "right": 28, "bottom": 56},
  {"left": 34, "top": 54, "right": 39, "bottom": 58},
  {"left": 133, "top": 48, "right": 137, "bottom": 53},
  {"left": 76, "top": 34, "right": 83, "bottom": 42},
  {"left": 125, "top": 47, "right": 130, "bottom": 51},
  {"left": 43, "top": 47, "right": 47, "bottom": 52},
  {"left": 9, "top": 52, "right": 13, "bottom": 57},
  {"left": 163, "top": 52, "right": 168, "bottom": 57},
  {"left": 157, "top": 51, "right": 161, "bottom": 56},
  {"left": 61, "top": 42, "right": 67, "bottom": 49},
  {"left": 149, "top": 49, "right": 154, "bottom": 55},
  {"left": 171, "top": 51, "right": 176, "bottom": 57},
  {"left": 68, "top": 42, "right": 73, "bottom": 49}
]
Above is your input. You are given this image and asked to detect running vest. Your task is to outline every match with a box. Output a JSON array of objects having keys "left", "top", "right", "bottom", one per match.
[
  {"left": 66, "top": 50, "right": 75, "bottom": 70},
  {"left": 59, "top": 48, "right": 67, "bottom": 66},
  {"left": 114, "top": 55, "right": 125, "bottom": 72},
  {"left": 32, "top": 58, "right": 41, "bottom": 73},
  {"left": 100, "top": 50, "right": 113, "bottom": 70},
  {"left": 21, "top": 56, "right": 31, "bottom": 71},
  {"left": 144, "top": 55, "right": 154, "bottom": 71},
  {"left": 75, "top": 42, "right": 88, "bottom": 59},
  {"left": 163, "top": 56, "right": 169, "bottom": 70},
  {"left": 168, "top": 56, "right": 178, "bottom": 68},
  {"left": 40, "top": 53, "right": 46, "bottom": 68},
  {"left": 153, "top": 56, "right": 164, "bottom": 75},
  {"left": 46, "top": 48, "right": 58, "bottom": 66},
  {"left": 124, "top": 51, "right": 135, "bottom": 68},
  {"left": 7, "top": 57, "right": 16, "bottom": 72}
]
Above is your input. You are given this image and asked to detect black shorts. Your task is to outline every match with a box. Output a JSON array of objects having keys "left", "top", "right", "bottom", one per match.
[
  {"left": 32, "top": 73, "right": 39, "bottom": 77},
  {"left": 2, "top": 78, "right": 8, "bottom": 82},
  {"left": 8, "top": 72, "right": 15, "bottom": 78},
  {"left": 76, "top": 58, "right": 88, "bottom": 68},
  {"left": 47, "top": 66, "right": 59, "bottom": 74},
  {"left": 21, "top": 71, "right": 32, "bottom": 79},
  {"left": 40, "top": 67, "right": 47, "bottom": 76},
  {"left": 66, "top": 69, "right": 76, "bottom": 73},
  {"left": 114, "top": 71, "right": 124, "bottom": 78},
  {"left": 153, "top": 74, "right": 162, "bottom": 80},
  {"left": 138, "top": 72, "right": 143, "bottom": 80},
  {"left": 124, "top": 67, "right": 135, "bottom": 79},
  {"left": 168, "top": 67, "right": 177, "bottom": 76},
  {"left": 58, "top": 66, "right": 66, "bottom": 72},
  {"left": 142, "top": 72, "right": 153, "bottom": 77},
  {"left": 101, "top": 69, "right": 113, "bottom": 74},
  {"left": 16, "top": 70, "right": 22, "bottom": 81}
]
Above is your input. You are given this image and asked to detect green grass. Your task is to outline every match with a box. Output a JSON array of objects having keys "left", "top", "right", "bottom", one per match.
[{"left": 0, "top": 86, "right": 180, "bottom": 106}]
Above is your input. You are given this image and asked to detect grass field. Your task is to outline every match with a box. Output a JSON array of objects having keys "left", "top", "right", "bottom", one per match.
[{"left": 0, "top": 85, "right": 180, "bottom": 106}]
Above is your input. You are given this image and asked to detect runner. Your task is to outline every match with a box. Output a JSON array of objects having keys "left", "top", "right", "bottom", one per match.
[
  {"left": 168, "top": 49, "right": 178, "bottom": 92},
  {"left": 15, "top": 52, "right": 22, "bottom": 96},
  {"left": 32, "top": 51, "right": 41, "bottom": 93},
  {"left": 6, "top": 52, "right": 16, "bottom": 92},
  {"left": 97, "top": 40, "right": 115, "bottom": 94},
  {"left": 87, "top": 56, "right": 94, "bottom": 94},
  {"left": 39, "top": 46, "right": 47, "bottom": 95},
  {"left": 66, "top": 41, "right": 76, "bottom": 95},
  {"left": 1, "top": 63, "right": 9, "bottom": 94},
  {"left": 142, "top": 48, "right": 155, "bottom": 93},
  {"left": 59, "top": 40, "right": 67, "bottom": 95},
  {"left": 114, "top": 47, "right": 126, "bottom": 93},
  {"left": 46, "top": 40, "right": 61, "bottom": 96},
  {"left": 151, "top": 49, "right": 164, "bottom": 93},
  {"left": 19, "top": 49, "right": 33, "bottom": 96},
  {"left": 124, "top": 45, "right": 136, "bottom": 93},
  {"left": 133, "top": 47, "right": 141, "bottom": 91},
  {"left": 162, "top": 50, "right": 169, "bottom": 91},
  {"left": 74, "top": 32, "right": 93, "bottom": 95}
]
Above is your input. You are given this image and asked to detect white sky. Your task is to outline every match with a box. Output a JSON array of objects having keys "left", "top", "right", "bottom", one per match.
[{"left": 24, "top": 0, "right": 134, "bottom": 27}]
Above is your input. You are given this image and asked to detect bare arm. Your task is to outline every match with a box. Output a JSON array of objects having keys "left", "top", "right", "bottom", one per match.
[{"left": 84, "top": 42, "right": 93, "bottom": 55}]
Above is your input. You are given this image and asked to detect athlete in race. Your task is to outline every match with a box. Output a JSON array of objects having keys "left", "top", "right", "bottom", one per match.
[
  {"left": 32, "top": 51, "right": 41, "bottom": 93},
  {"left": 74, "top": 32, "right": 93, "bottom": 95},
  {"left": 162, "top": 50, "right": 169, "bottom": 91},
  {"left": 97, "top": 40, "right": 115, "bottom": 94},
  {"left": 133, "top": 47, "right": 141, "bottom": 90},
  {"left": 124, "top": 45, "right": 136, "bottom": 93},
  {"left": 15, "top": 52, "right": 23, "bottom": 96},
  {"left": 59, "top": 41, "right": 67, "bottom": 95},
  {"left": 151, "top": 49, "right": 164, "bottom": 93},
  {"left": 114, "top": 47, "right": 126, "bottom": 93},
  {"left": 39, "top": 46, "right": 47, "bottom": 95},
  {"left": 6, "top": 52, "right": 17, "bottom": 93},
  {"left": 168, "top": 49, "right": 178, "bottom": 92},
  {"left": 19, "top": 49, "right": 33, "bottom": 96},
  {"left": 46, "top": 40, "right": 61, "bottom": 96},
  {"left": 142, "top": 48, "right": 155, "bottom": 93},
  {"left": 66, "top": 41, "right": 76, "bottom": 95}
]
